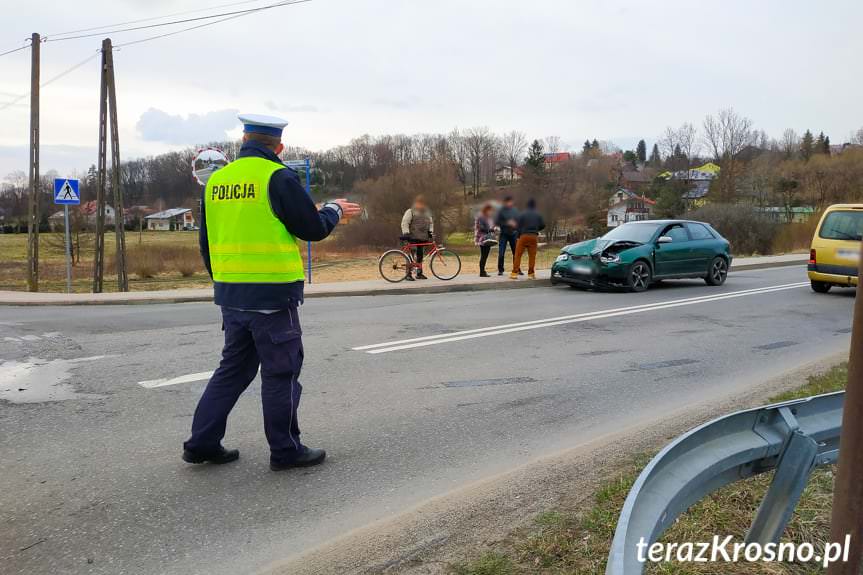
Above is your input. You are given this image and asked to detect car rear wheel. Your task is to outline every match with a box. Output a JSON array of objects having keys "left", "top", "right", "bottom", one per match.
[
  {"left": 705, "top": 257, "right": 728, "bottom": 286},
  {"left": 627, "top": 261, "right": 651, "bottom": 292},
  {"left": 811, "top": 280, "right": 832, "bottom": 294}
]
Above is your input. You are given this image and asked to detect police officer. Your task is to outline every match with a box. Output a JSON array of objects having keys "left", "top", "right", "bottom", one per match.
[{"left": 183, "top": 114, "right": 360, "bottom": 471}]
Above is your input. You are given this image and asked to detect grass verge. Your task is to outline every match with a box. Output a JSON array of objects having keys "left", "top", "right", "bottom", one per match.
[{"left": 451, "top": 363, "right": 849, "bottom": 575}]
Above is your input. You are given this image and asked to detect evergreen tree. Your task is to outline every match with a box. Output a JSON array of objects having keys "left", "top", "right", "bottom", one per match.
[
  {"left": 800, "top": 130, "right": 814, "bottom": 160},
  {"left": 623, "top": 150, "right": 638, "bottom": 163},
  {"left": 814, "top": 131, "right": 826, "bottom": 154},
  {"left": 649, "top": 143, "right": 661, "bottom": 166},
  {"left": 823, "top": 135, "right": 831, "bottom": 155},
  {"left": 582, "top": 140, "right": 592, "bottom": 154},
  {"left": 591, "top": 139, "right": 600, "bottom": 150},
  {"left": 636, "top": 139, "right": 647, "bottom": 163},
  {"left": 525, "top": 139, "right": 545, "bottom": 171}
]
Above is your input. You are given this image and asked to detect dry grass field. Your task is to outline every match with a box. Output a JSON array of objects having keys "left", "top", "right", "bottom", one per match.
[{"left": 0, "top": 231, "right": 564, "bottom": 292}]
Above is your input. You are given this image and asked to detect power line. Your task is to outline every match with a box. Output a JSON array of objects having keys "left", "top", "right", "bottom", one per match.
[
  {"left": 46, "top": 0, "right": 271, "bottom": 38},
  {"left": 114, "top": 2, "right": 303, "bottom": 49},
  {"left": 45, "top": 0, "right": 311, "bottom": 43},
  {"left": 0, "top": 51, "right": 100, "bottom": 112},
  {"left": 0, "top": 42, "right": 32, "bottom": 58}
]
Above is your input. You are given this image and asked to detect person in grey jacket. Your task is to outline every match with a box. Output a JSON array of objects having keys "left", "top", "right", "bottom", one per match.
[{"left": 400, "top": 195, "right": 434, "bottom": 280}]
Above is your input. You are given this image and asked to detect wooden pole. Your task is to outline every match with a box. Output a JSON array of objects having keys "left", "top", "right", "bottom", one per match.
[
  {"left": 827, "top": 244, "right": 863, "bottom": 574},
  {"left": 26, "top": 33, "right": 40, "bottom": 292},
  {"left": 104, "top": 39, "right": 128, "bottom": 292},
  {"left": 92, "top": 40, "right": 109, "bottom": 293}
]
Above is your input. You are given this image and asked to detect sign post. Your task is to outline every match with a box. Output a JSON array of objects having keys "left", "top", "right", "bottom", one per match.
[
  {"left": 53, "top": 178, "right": 81, "bottom": 293},
  {"left": 284, "top": 158, "right": 314, "bottom": 284}
]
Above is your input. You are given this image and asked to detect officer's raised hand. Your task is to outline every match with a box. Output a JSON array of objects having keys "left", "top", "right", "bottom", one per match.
[{"left": 328, "top": 198, "right": 362, "bottom": 221}]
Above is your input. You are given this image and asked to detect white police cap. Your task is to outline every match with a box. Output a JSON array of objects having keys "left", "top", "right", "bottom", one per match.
[{"left": 238, "top": 113, "right": 289, "bottom": 137}]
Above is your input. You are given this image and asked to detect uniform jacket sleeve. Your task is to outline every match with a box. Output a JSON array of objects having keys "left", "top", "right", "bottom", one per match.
[
  {"left": 199, "top": 191, "right": 213, "bottom": 278},
  {"left": 268, "top": 168, "right": 340, "bottom": 241}
]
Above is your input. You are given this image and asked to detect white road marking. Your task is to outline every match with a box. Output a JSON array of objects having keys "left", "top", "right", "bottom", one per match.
[
  {"left": 354, "top": 282, "right": 810, "bottom": 354},
  {"left": 138, "top": 371, "right": 214, "bottom": 389}
]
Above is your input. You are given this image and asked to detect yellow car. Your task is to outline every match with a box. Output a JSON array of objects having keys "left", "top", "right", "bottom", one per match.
[{"left": 808, "top": 204, "right": 862, "bottom": 293}]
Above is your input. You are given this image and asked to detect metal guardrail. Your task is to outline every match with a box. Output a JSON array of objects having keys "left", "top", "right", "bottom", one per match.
[{"left": 606, "top": 392, "right": 844, "bottom": 575}]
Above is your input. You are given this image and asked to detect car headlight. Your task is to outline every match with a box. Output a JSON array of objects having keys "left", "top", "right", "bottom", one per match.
[
  {"left": 599, "top": 254, "right": 620, "bottom": 264},
  {"left": 555, "top": 254, "right": 569, "bottom": 262}
]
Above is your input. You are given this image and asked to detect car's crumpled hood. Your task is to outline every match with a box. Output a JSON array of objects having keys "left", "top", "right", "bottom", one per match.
[
  {"left": 563, "top": 238, "right": 606, "bottom": 256},
  {"left": 563, "top": 238, "right": 644, "bottom": 258}
]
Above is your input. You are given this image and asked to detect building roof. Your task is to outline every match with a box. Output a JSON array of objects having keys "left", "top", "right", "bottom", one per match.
[
  {"left": 145, "top": 208, "right": 192, "bottom": 220},
  {"left": 544, "top": 152, "right": 572, "bottom": 163},
  {"left": 610, "top": 188, "right": 656, "bottom": 208}
]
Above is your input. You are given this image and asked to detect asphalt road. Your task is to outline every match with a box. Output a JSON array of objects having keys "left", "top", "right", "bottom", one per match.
[{"left": 0, "top": 266, "right": 854, "bottom": 575}]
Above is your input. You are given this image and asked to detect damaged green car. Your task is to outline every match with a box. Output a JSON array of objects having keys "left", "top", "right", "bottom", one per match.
[{"left": 550, "top": 220, "right": 732, "bottom": 292}]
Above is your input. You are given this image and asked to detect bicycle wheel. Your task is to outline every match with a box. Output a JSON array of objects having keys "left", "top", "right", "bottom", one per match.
[
  {"left": 379, "top": 250, "right": 412, "bottom": 283},
  {"left": 429, "top": 249, "right": 462, "bottom": 281}
]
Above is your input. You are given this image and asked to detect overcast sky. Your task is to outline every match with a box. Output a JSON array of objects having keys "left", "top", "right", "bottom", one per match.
[{"left": 1, "top": 0, "right": 861, "bottom": 176}]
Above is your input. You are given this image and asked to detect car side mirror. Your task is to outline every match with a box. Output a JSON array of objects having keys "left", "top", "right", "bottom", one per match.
[{"left": 657, "top": 236, "right": 673, "bottom": 244}]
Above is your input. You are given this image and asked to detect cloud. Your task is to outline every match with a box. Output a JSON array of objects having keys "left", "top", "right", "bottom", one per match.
[
  {"left": 371, "top": 97, "right": 421, "bottom": 110},
  {"left": 264, "top": 101, "right": 320, "bottom": 113},
  {"left": 136, "top": 108, "right": 240, "bottom": 145}
]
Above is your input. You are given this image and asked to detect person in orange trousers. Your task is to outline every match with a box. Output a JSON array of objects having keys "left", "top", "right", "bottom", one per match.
[{"left": 511, "top": 198, "right": 545, "bottom": 279}]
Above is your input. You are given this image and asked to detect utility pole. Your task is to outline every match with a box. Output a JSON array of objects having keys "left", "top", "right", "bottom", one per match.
[
  {"left": 92, "top": 40, "right": 108, "bottom": 293},
  {"left": 105, "top": 40, "right": 128, "bottom": 291},
  {"left": 828, "top": 245, "right": 863, "bottom": 575},
  {"left": 93, "top": 38, "right": 128, "bottom": 292},
  {"left": 26, "top": 33, "right": 40, "bottom": 292}
]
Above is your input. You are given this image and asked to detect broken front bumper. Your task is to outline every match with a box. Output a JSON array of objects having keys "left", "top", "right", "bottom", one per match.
[{"left": 551, "top": 256, "right": 627, "bottom": 289}]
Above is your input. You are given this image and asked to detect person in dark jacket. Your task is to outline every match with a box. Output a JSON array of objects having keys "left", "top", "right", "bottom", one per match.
[
  {"left": 510, "top": 198, "right": 545, "bottom": 279},
  {"left": 474, "top": 202, "right": 497, "bottom": 277},
  {"left": 184, "top": 113, "right": 360, "bottom": 472},
  {"left": 495, "top": 196, "right": 520, "bottom": 276}
]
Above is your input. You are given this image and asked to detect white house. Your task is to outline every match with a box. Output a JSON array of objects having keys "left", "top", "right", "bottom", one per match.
[
  {"left": 607, "top": 188, "right": 655, "bottom": 228},
  {"left": 145, "top": 208, "right": 195, "bottom": 231}
]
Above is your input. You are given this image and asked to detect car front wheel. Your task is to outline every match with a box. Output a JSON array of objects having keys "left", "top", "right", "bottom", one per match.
[
  {"left": 811, "top": 280, "right": 832, "bottom": 294},
  {"left": 627, "top": 261, "right": 651, "bottom": 292},
  {"left": 705, "top": 256, "right": 728, "bottom": 286}
]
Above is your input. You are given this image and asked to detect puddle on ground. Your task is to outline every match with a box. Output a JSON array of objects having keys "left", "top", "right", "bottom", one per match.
[{"left": 0, "top": 356, "right": 107, "bottom": 404}]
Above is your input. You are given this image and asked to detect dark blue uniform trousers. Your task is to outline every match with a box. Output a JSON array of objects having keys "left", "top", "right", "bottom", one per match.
[{"left": 184, "top": 307, "right": 305, "bottom": 462}]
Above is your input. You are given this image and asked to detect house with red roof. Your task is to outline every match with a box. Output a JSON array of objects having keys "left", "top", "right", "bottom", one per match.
[{"left": 607, "top": 188, "right": 655, "bottom": 228}]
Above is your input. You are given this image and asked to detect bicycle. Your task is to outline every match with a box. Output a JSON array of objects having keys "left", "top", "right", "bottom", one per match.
[{"left": 378, "top": 239, "right": 462, "bottom": 283}]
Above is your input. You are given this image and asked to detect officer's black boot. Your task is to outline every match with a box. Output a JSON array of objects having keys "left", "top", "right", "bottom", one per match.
[
  {"left": 182, "top": 445, "right": 240, "bottom": 465},
  {"left": 270, "top": 447, "right": 327, "bottom": 471},
  {"left": 405, "top": 270, "right": 415, "bottom": 281},
  {"left": 416, "top": 269, "right": 428, "bottom": 280}
]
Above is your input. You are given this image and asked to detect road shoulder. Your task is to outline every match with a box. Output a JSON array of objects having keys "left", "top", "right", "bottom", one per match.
[
  {"left": 259, "top": 350, "right": 846, "bottom": 575},
  {"left": 0, "top": 255, "right": 807, "bottom": 306}
]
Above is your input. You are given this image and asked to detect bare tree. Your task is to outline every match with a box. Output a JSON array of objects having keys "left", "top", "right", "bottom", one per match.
[
  {"left": 545, "top": 136, "right": 562, "bottom": 155},
  {"left": 447, "top": 129, "right": 470, "bottom": 198},
  {"left": 463, "top": 127, "right": 495, "bottom": 196},
  {"left": 677, "top": 122, "right": 699, "bottom": 167},
  {"left": 702, "top": 107, "right": 756, "bottom": 202},
  {"left": 702, "top": 107, "right": 755, "bottom": 161},
  {"left": 852, "top": 127, "right": 863, "bottom": 146},
  {"left": 781, "top": 129, "right": 800, "bottom": 159},
  {"left": 500, "top": 131, "right": 528, "bottom": 183},
  {"left": 658, "top": 126, "right": 677, "bottom": 163}
]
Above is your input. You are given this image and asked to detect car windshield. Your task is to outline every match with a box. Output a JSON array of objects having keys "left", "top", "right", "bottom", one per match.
[
  {"left": 601, "top": 223, "right": 662, "bottom": 244},
  {"left": 820, "top": 211, "right": 863, "bottom": 241}
]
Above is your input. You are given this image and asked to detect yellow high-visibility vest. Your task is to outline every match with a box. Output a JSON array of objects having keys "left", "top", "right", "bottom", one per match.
[{"left": 205, "top": 157, "right": 305, "bottom": 284}]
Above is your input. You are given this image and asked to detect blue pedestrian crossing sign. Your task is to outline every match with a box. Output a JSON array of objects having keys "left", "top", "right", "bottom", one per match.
[{"left": 54, "top": 178, "right": 81, "bottom": 205}]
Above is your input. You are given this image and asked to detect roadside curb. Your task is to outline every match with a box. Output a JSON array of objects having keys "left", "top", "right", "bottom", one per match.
[{"left": 0, "top": 258, "right": 808, "bottom": 306}]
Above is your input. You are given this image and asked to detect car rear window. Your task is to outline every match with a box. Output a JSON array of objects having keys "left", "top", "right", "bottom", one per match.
[
  {"left": 687, "top": 223, "right": 715, "bottom": 240},
  {"left": 820, "top": 210, "right": 863, "bottom": 241}
]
